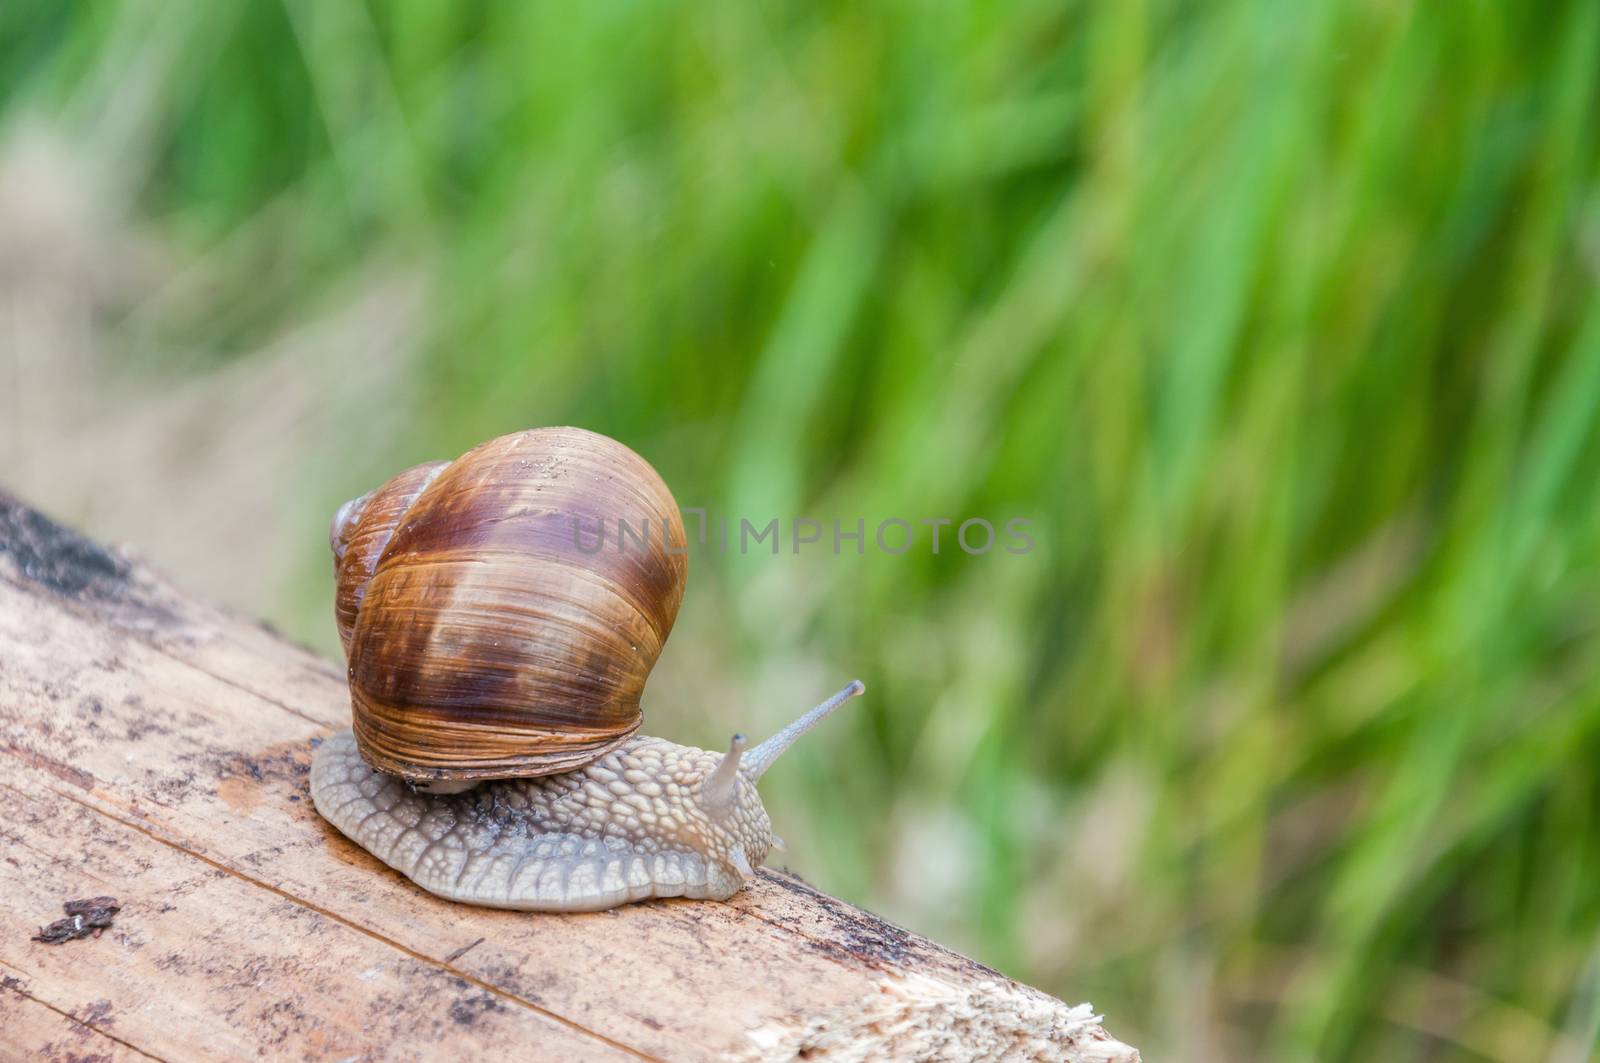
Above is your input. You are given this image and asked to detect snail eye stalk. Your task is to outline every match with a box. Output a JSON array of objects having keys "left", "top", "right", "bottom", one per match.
[
  {"left": 702, "top": 733, "right": 747, "bottom": 818},
  {"left": 742, "top": 680, "right": 865, "bottom": 782}
]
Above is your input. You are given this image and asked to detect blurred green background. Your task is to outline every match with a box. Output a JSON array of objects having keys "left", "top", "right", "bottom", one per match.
[{"left": 3, "top": 2, "right": 1600, "bottom": 1058}]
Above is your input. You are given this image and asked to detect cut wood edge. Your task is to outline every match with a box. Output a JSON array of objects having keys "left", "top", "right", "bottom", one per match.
[{"left": 741, "top": 969, "right": 1138, "bottom": 1062}]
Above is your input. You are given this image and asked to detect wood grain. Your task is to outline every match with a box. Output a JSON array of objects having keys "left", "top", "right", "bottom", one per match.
[{"left": 0, "top": 493, "right": 1139, "bottom": 1062}]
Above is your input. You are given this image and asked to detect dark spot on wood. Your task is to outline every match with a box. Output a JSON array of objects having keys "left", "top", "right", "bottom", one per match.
[
  {"left": 763, "top": 871, "right": 913, "bottom": 963},
  {"left": 78, "top": 999, "right": 114, "bottom": 1026},
  {"left": 759, "top": 869, "right": 1008, "bottom": 982},
  {"left": 121, "top": 715, "right": 172, "bottom": 742},
  {"left": 220, "top": 742, "right": 313, "bottom": 785},
  {"left": 447, "top": 990, "right": 505, "bottom": 1027},
  {"left": 0, "top": 495, "right": 130, "bottom": 599},
  {"left": 153, "top": 952, "right": 189, "bottom": 974}
]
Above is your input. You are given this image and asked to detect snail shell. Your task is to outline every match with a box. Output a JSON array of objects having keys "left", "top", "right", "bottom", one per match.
[{"left": 330, "top": 427, "right": 687, "bottom": 786}]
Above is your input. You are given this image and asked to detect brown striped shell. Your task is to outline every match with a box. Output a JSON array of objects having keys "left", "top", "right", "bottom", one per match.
[{"left": 330, "top": 427, "right": 688, "bottom": 785}]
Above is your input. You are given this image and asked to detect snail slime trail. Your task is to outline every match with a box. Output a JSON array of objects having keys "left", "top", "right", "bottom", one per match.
[{"left": 310, "top": 426, "right": 867, "bottom": 911}]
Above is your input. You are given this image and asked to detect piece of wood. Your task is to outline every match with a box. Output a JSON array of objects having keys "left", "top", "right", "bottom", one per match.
[{"left": 0, "top": 493, "right": 1139, "bottom": 1062}]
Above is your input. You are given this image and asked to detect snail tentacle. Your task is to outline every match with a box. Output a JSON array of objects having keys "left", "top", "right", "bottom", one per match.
[{"left": 742, "top": 680, "right": 866, "bottom": 781}]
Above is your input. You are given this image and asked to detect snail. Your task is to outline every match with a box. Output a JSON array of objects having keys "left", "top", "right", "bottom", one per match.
[{"left": 308, "top": 426, "right": 864, "bottom": 912}]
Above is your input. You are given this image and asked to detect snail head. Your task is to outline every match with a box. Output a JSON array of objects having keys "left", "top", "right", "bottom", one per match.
[{"left": 696, "top": 680, "right": 866, "bottom": 880}]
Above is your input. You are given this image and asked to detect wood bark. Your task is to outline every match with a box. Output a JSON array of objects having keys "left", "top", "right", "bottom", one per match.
[{"left": 0, "top": 493, "right": 1139, "bottom": 1062}]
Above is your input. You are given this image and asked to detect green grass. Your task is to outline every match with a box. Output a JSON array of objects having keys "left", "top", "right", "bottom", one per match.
[{"left": 5, "top": 2, "right": 1600, "bottom": 1057}]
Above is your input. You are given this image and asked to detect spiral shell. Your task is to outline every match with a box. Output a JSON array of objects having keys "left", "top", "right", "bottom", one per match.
[{"left": 331, "top": 427, "right": 688, "bottom": 784}]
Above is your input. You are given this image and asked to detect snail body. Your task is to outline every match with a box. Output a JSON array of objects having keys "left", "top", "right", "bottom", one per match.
[{"left": 309, "top": 427, "right": 862, "bottom": 911}]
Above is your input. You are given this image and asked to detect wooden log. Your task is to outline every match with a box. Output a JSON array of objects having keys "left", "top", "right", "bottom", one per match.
[{"left": 0, "top": 493, "right": 1139, "bottom": 1062}]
